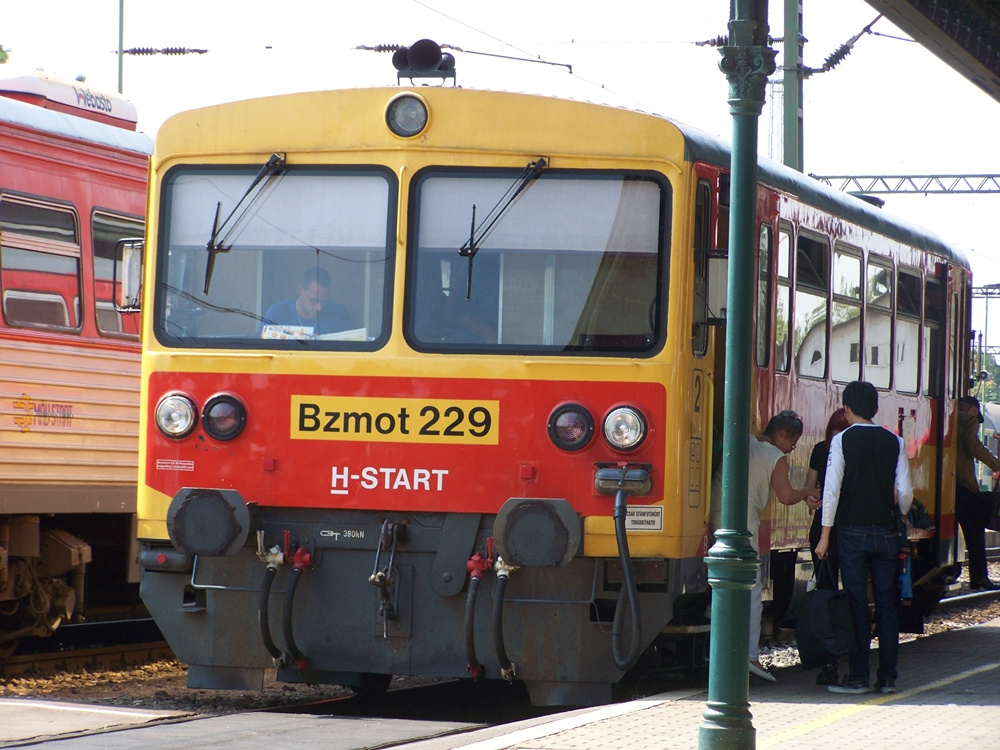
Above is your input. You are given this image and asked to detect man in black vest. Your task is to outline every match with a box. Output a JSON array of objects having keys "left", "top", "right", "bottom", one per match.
[{"left": 815, "top": 381, "right": 913, "bottom": 695}]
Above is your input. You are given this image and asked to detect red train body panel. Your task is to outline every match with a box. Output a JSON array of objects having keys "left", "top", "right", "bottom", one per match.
[{"left": 145, "top": 371, "right": 666, "bottom": 516}]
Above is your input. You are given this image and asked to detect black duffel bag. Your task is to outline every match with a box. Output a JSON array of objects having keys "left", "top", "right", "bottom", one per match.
[
  {"left": 795, "top": 559, "right": 857, "bottom": 670},
  {"left": 982, "top": 490, "right": 1000, "bottom": 532}
]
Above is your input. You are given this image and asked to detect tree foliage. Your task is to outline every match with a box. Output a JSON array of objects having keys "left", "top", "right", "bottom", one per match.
[{"left": 971, "top": 347, "right": 1000, "bottom": 403}]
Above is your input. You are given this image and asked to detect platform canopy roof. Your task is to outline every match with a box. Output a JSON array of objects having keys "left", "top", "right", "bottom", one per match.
[{"left": 866, "top": 0, "right": 1000, "bottom": 103}]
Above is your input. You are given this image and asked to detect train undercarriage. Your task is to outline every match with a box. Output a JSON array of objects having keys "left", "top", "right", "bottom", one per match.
[
  {"left": 1, "top": 513, "right": 143, "bottom": 658},
  {"left": 141, "top": 505, "right": 708, "bottom": 706}
]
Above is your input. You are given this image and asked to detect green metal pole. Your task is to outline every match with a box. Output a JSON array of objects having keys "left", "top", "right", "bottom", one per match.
[
  {"left": 782, "top": 0, "right": 803, "bottom": 171},
  {"left": 699, "top": 3, "right": 775, "bottom": 750},
  {"left": 118, "top": 0, "right": 124, "bottom": 94}
]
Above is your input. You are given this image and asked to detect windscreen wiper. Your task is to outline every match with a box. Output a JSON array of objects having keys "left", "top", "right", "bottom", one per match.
[
  {"left": 203, "top": 152, "right": 286, "bottom": 294},
  {"left": 458, "top": 157, "right": 546, "bottom": 300}
]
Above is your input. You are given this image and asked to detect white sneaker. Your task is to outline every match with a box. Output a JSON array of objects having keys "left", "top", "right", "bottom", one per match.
[{"left": 749, "top": 661, "right": 776, "bottom": 682}]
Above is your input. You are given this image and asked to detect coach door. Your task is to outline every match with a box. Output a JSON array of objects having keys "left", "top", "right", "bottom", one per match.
[
  {"left": 926, "top": 262, "right": 963, "bottom": 568},
  {"left": 692, "top": 170, "right": 728, "bottom": 541}
]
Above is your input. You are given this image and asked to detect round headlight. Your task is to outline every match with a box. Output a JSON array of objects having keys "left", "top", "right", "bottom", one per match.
[
  {"left": 386, "top": 94, "right": 428, "bottom": 137},
  {"left": 603, "top": 407, "right": 647, "bottom": 451},
  {"left": 202, "top": 394, "right": 246, "bottom": 441},
  {"left": 547, "top": 404, "right": 594, "bottom": 451},
  {"left": 156, "top": 394, "right": 198, "bottom": 439}
]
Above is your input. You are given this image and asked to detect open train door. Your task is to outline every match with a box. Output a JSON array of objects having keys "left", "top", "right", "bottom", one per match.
[
  {"left": 691, "top": 167, "right": 729, "bottom": 544},
  {"left": 903, "top": 261, "right": 967, "bottom": 632},
  {"left": 934, "top": 260, "right": 970, "bottom": 570}
]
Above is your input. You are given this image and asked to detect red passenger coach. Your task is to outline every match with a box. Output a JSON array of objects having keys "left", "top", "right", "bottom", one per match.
[{"left": 0, "top": 73, "right": 150, "bottom": 656}]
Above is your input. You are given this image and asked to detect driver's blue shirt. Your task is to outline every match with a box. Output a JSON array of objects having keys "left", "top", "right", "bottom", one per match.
[{"left": 260, "top": 299, "right": 352, "bottom": 335}]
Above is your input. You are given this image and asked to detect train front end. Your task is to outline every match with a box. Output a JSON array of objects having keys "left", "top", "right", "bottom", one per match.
[{"left": 136, "top": 87, "right": 713, "bottom": 706}]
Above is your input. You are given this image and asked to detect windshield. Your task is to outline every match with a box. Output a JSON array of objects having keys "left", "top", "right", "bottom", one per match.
[
  {"left": 407, "top": 170, "right": 669, "bottom": 354},
  {"left": 155, "top": 166, "right": 394, "bottom": 347}
]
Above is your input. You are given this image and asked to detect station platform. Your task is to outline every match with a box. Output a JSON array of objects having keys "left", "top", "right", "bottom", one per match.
[
  {"left": 405, "top": 616, "right": 1000, "bottom": 750},
  {"left": 2, "top": 617, "right": 997, "bottom": 749}
]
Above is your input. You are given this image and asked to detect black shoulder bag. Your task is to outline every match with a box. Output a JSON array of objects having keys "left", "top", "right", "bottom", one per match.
[{"left": 795, "top": 558, "right": 857, "bottom": 669}]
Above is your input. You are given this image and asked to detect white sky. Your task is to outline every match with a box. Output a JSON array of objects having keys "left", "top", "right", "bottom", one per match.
[{"left": 2, "top": 0, "right": 999, "bottom": 338}]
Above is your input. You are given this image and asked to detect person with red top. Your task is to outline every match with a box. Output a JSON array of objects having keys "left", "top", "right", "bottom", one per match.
[{"left": 804, "top": 407, "right": 851, "bottom": 685}]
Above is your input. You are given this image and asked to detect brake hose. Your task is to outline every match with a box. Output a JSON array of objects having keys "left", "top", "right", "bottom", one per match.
[
  {"left": 282, "top": 565, "right": 306, "bottom": 666},
  {"left": 493, "top": 557, "right": 516, "bottom": 680},
  {"left": 258, "top": 564, "right": 282, "bottom": 662},
  {"left": 611, "top": 489, "right": 642, "bottom": 670},
  {"left": 464, "top": 550, "right": 491, "bottom": 680}
]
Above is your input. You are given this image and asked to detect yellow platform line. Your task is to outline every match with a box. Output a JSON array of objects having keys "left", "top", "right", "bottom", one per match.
[{"left": 758, "top": 662, "right": 1000, "bottom": 749}]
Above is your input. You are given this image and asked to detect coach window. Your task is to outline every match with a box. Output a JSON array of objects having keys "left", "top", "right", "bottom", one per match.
[
  {"left": 793, "top": 231, "right": 829, "bottom": 378},
  {"left": 896, "top": 269, "right": 921, "bottom": 393},
  {"left": 755, "top": 223, "right": 772, "bottom": 367},
  {"left": 831, "top": 245, "right": 861, "bottom": 384},
  {"left": 949, "top": 291, "right": 959, "bottom": 398},
  {"left": 93, "top": 212, "right": 143, "bottom": 337},
  {"left": 775, "top": 223, "right": 792, "bottom": 373},
  {"left": 692, "top": 180, "right": 712, "bottom": 357},
  {"left": 923, "top": 278, "right": 945, "bottom": 398},
  {"left": 0, "top": 197, "right": 81, "bottom": 331},
  {"left": 865, "top": 256, "right": 892, "bottom": 389}
]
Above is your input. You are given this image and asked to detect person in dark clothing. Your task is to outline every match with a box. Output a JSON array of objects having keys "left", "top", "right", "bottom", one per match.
[
  {"left": 260, "top": 266, "right": 352, "bottom": 338},
  {"left": 955, "top": 395, "right": 1000, "bottom": 590},
  {"left": 804, "top": 407, "right": 850, "bottom": 685},
  {"left": 816, "top": 381, "right": 913, "bottom": 695}
]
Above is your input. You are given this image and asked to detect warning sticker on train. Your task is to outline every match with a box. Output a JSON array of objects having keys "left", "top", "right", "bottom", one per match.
[
  {"left": 625, "top": 505, "right": 663, "bottom": 531},
  {"left": 291, "top": 396, "right": 499, "bottom": 444}
]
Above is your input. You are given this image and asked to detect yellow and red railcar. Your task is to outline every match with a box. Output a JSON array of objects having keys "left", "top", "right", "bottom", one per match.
[
  {"left": 0, "top": 73, "right": 150, "bottom": 655},
  {"left": 136, "top": 81, "right": 970, "bottom": 705}
]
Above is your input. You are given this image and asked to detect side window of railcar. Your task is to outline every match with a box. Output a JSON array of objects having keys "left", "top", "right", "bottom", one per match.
[
  {"left": 774, "top": 224, "right": 792, "bottom": 373},
  {"left": 718, "top": 176, "right": 730, "bottom": 252},
  {"left": 864, "top": 256, "right": 892, "bottom": 389},
  {"left": 407, "top": 170, "right": 669, "bottom": 355},
  {"left": 692, "top": 180, "right": 712, "bottom": 357},
  {"left": 831, "top": 245, "right": 861, "bottom": 384},
  {"left": 923, "top": 277, "right": 945, "bottom": 398},
  {"left": 755, "top": 223, "right": 772, "bottom": 367},
  {"left": 896, "top": 269, "right": 921, "bottom": 393},
  {"left": 793, "top": 232, "right": 829, "bottom": 379},
  {"left": 949, "top": 290, "right": 960, "bottom": 398},
  {"left": 0, "top": 197, "right": 81, "bottom": 331},
  {"left": 93, "top": 212, "right": 143, "bottom": 337}
]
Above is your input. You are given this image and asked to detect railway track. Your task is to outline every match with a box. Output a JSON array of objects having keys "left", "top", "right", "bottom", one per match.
[
  {"left": 1, "top": 619, "right": 171, "bottom": 679},
  {"left": 3, "top": 572, "right": 998, "bottom": 707},
  {"left": 934, "top": 587, "right": 1000, "bottom": 609},
  {"left": 4, "top": 587, "right": 995, "bottom": 680}
]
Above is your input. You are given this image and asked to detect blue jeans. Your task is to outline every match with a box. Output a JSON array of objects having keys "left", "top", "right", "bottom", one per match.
[{"left": 837, "top": 525, "right": 900, "bottom": 685}]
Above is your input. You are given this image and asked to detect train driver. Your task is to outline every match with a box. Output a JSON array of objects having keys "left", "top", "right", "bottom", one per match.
[{"left": 260, "top": 266, "right": 352, "bottom": 338}]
